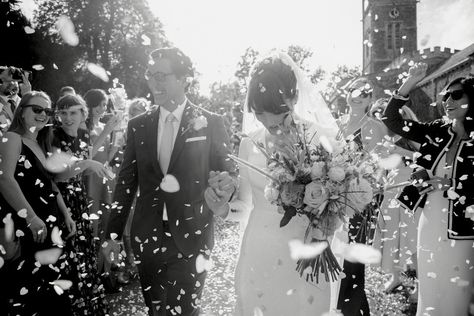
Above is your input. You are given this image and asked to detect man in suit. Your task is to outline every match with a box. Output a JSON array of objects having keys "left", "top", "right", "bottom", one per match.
[{"left": 104, "top": 47, "right": 237, "bottom": 316}]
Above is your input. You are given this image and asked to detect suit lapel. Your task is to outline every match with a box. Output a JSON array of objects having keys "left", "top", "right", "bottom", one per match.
[
  {"left": 168, "top": 101, "right": 194, "bottom": 172},
  {"left": 146, "top": 107, "right": 163, "bottom": 176}
]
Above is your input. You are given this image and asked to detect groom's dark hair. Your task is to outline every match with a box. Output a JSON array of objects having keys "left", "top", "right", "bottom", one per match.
[
  {"left": 150, "top": 47, "right": 194, "bottom": 79},
  {"left": 246, "top": 56, "right": 297, "bottom": 115}
]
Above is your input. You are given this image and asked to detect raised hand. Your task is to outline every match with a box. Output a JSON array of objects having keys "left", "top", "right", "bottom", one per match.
[
  {"left": 399, "top": 62, "right": 428, "bottom": 96},
  {"left": 407, "top": 62, "right": 428, "bottom": 81},
  {"left": 104, "top": 113, "right": 122, "bottom": 134}
]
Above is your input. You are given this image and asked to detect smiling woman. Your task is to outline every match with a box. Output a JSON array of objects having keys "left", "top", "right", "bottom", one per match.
[
  {"left": 0, "top": 91, "right": 76, "bottom": 315},
  {"left": 383, "top": 63, "right": 474, "bottom": 315}
]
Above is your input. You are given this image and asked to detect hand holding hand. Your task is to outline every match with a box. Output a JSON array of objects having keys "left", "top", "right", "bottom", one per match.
[
  {"left": 208, "top": 171, "right": 235, "bottom": 201},
  {"left": 204, "top": 187, "right": 230, "bottom": 217},
  {"left": 27, "top": 215, "right": 47, "bottom": 243}
]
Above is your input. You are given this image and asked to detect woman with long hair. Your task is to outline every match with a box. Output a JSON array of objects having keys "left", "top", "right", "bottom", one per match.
[{"left": 0, "top": 91, "right": 75, "bottom": 315}]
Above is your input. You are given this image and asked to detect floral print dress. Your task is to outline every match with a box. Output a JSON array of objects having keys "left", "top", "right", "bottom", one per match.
[{"left": 53, "top": 127, "right": 109, "bottom": 316}]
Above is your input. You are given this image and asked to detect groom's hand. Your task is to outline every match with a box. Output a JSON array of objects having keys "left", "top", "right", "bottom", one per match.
[
  {"left": 208, "top": 171, "right": 236, "bottom": 200},
  {"left": 204, "top": 187, "right": 230, "bottom": 217}
]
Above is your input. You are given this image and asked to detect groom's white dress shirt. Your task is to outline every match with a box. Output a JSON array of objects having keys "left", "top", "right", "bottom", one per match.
[{"left": 157, "top": 98, "right": 187, "bottom": 221}]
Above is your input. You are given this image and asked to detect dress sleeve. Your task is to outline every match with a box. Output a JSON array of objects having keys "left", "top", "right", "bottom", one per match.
[
  {"left": 226, "top": 136, "right": 254, "bottom": 224},
  {"left": 382, "top": 96, "right": 437, "bottom": 145}
]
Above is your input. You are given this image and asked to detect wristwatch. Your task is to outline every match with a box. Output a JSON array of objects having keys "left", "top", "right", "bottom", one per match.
[{"left": 392, "top": 90, "right": 410, "bottom": 101}]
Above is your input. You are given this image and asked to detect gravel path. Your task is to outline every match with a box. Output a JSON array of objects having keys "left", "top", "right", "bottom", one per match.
[{"left": 106, "top": 218, "right": 416, "bottom": 315}]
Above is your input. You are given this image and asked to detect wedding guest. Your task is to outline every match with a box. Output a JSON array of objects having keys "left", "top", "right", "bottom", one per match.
[
  {"left": 370, "top": 99, "right": 421, "bottom": 295},
  {"left": 83, "top": 89, "right": 120, "bottom": 239},
  {"left": 59, "top": 86, "right": 76, "bottom": 98},
  {"left": 337, "top": 77, "right": 384, "bottom": 316},
  {"left": 114, "top": 97, "right": 148, "bottom": 284},
  {"left": 53, "top": 94, "right": 111, "bottom": 315},
  {"left": 383, "top": 62, "right": 474, "bottom": 316},
  {"left": 0, "top": 91, "right": 75, "bottom": 315}
]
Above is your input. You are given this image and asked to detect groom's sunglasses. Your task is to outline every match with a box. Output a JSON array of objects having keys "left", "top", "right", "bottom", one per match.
[
  {"left": 23, "top": 104, "right": 55, "bottom": 116},
  {"left": 442, "top": 89, "right": 464, "bottom": 102}
]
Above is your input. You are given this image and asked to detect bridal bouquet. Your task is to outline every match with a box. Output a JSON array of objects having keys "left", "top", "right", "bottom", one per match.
[{"left": 231, "top": 117, "right": 382, "bottom": 283}]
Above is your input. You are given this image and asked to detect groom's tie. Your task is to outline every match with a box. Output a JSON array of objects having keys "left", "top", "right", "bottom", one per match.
[{"left": 159, "top": 113, "right": 176, "bottom": 174}]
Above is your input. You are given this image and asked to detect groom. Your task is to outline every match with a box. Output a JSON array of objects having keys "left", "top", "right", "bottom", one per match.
[{"left": 104, "top": 47, "right": 237, "bottom": 316}]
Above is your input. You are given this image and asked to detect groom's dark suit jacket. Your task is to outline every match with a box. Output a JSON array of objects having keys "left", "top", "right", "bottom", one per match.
[{"left": 106, "top": 101, "right": 236, "bottom": 256}]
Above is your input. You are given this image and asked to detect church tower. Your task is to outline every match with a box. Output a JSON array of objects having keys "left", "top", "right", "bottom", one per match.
[{"left": 362, "top": 0, "right": 418, "bottom": 75}]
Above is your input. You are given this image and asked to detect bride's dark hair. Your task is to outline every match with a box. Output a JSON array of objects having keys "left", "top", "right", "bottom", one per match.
[{"left": 246, "top": 56, "right": 297, "bottom": 115}]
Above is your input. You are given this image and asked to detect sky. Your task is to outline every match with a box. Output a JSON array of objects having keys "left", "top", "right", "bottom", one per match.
[{"left": 21, "top": 0, "right": 474, "bottom": 95}]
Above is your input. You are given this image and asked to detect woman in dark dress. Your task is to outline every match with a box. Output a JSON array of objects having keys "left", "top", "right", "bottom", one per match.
[
  {"left": 0, "top": 91, "right": 76, "bottom": 315},
  {"left": 52, "top": 94, "right": 112, "bottom": 315}
]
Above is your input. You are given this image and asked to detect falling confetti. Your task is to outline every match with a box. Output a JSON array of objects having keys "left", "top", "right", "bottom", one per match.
[
  {"left": 56, "top": 15, "right": 79, "bottom": 46},
  {"left": 378, "top": 154, "right": 402, "bottom": 170},
  {"left": 34, "top": 248, "right": 63, "bottom": 265},
  {"left": 44, "top": 151, "right": 77, "bottom": 173},
  {"left": 288, "top": 239, "right": 328, "bottom": 260},
  {"left": 160, "top": 174, "right": 180, "bottom": 193},
  {"left": 51, "top": 226, "right": 65, "bottom": 248},
  {"left": 343, "top": 243, "right": 382, "bottom": 264},
  {"left": 87, "top": 63, "right": 110, "bottom": 82}
]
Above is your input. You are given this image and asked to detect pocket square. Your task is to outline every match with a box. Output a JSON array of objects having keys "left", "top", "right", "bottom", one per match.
[{"left": 185, "top": 136, "right": 207, "bottom": 143}]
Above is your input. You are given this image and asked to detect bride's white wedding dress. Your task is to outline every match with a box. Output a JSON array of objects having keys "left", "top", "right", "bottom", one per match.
[{"left": 228, "top": 128, "right": 341, "bottom": 316}]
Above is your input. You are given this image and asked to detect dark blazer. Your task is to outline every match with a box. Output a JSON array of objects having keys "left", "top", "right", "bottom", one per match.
[
  {"left": 106, "top": 101, "right": 236, "bottom": 256},
  {"left": 383, "top": 97, "right": 474, "bottom": 240}
]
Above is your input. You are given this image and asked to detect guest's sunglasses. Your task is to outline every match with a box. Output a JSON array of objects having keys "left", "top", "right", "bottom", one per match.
[
  {"left": 348, "top": 88, "right": 372, "bottom": 99},
  {"left": 23, "top": 104, "right": 55, "bottom": 116},
  {"left": 442, "top": 89, "right": 464, "bottom": 102}
]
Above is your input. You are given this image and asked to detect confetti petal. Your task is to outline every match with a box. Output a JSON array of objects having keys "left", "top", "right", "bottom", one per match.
[
  {"left": 342, "top": 243, "right": 381, "bottom": 264},
  {"left": 34, "top": 248, "right": 63, "bottom": 265},
  {"left": 44, "top": 151, "right": 77, "bottom": 173},
  {"left": 160, "top": 174, "right": 180, "bottom": 193},
  {"left": 56, "top": 15, "right": 79, "bottom": 46},
  {"left": 87, "top": 63, "right": 109, "bottom": 82},
  {"left": 288, "top": 239, "right": 328, "bottom": 260},
  {"left": 51, "top": 226, "right": 64, "bottom": 248}
]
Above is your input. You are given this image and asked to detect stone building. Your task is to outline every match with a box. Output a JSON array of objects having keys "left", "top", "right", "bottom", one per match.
[{"left": 361, "top": 0, "right": 474, "bottom": 121}]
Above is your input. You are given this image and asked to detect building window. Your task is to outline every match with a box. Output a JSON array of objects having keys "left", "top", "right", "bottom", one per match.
[{"left": 386, "top": 22, "right": 402, "bottom": 51}]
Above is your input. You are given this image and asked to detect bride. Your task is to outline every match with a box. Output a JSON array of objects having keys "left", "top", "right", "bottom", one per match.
[{"left": 227, "top": 52, "right": 343, "bottom": 316}]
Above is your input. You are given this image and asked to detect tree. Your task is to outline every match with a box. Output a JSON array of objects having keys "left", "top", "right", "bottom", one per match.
[
  {"left": 0, "top": 0, "right": 36, "bottom": 68},
  {"left": 234, "top": 47, "right": 260, "bottom": 92},
  {"left": 32, "top": 0, "right": 169, "bottom": 100},
  {"left": 321, "top": 65, "right": 362, "bottom": 116}
]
